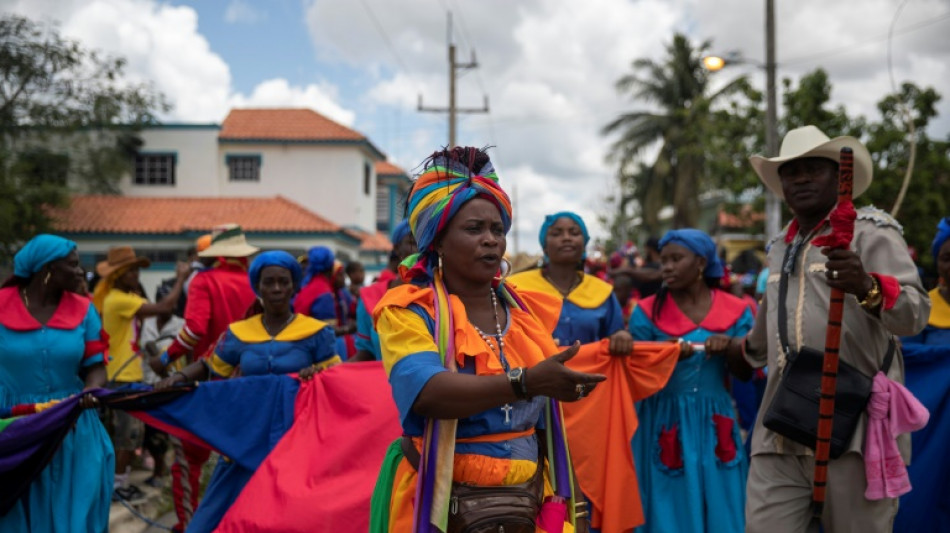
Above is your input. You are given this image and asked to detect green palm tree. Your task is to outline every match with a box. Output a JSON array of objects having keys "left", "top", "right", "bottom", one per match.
[{"left": 603, "top": 33, "right": 747, "bottom": 231}]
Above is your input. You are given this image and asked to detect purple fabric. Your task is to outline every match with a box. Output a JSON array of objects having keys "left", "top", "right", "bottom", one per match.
[
  {"left": 548, "top": 399, "right": 572, "bottom": 498},
  {"left": 0, "top": 393, "right": 91, "bottom": 471}
]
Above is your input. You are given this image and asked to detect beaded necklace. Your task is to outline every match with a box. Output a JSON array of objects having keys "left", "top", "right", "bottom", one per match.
[{"left": 470, "top": 288, "right": 510, "bottom": 372}]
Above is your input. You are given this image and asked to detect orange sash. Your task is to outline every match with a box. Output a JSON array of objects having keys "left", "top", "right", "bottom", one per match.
[{"left": 561, "top": 339, "right": 680, "bottom": 533}]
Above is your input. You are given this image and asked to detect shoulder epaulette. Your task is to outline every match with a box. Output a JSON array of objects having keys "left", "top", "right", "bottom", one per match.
[{"left": 856, "top": 206, "right": 903, "bottom": 234}]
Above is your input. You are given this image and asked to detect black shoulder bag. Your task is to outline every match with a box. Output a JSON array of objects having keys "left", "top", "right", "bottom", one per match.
[{"left": 762, "top": 241, "right": 894, "bottom": 459}]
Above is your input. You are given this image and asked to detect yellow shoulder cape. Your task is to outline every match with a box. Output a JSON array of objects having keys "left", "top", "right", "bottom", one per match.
[
  {"left": 508, "top": 268, "right": 614, "bottom": 309},
  {"left": 929, "top": 288, "right": 950, "bottom": 329},
  {"left": 229, "top": 313, "right": 330, "bottom": 343}
]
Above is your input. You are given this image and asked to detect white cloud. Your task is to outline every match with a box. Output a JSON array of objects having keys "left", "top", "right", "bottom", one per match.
[
  {"left": 305, "top": 0, "right": 950, "bottom": 252},
  {"left": 224, "top": 0, "right": 264, "bottom": 24},
  {"left": 0, "top": 0, "right": 355, "bottom": 126},
  {"left": 228, "top": 78, "right": 356, "bottom": 126},
  {"left": 4, "top": 0, "right": 948, "bottom": 253}
]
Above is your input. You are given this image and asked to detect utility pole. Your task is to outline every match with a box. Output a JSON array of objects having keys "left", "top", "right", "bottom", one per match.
[
  {"left": 764, "top": 0, "right": 781, "bottom": 239},
  {"left": 418, "top": 13, "right": 489, "bottom": 148}
]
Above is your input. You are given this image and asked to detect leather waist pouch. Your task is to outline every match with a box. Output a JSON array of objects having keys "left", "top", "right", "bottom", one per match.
[{"left": 401, "top": 436, "right": 542, "bottom": 533}]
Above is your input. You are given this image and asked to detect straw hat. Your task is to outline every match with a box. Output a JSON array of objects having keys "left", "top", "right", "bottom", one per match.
[
  {"left": 749, "top": 125, "right": 873, "bottom": 200},
  {"left": 96, "top": 246, "right": 151, "bottom": 278},
  {"left": 195, "top": 234, "right": 212, "bottom": 253},
  {"left": 198, "top": 223, "right": 259, "bottom": 258}
]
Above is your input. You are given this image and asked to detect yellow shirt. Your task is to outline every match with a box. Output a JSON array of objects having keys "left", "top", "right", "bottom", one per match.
[{"left": 103, "top": 288, "right": 145, "bottom": 382}]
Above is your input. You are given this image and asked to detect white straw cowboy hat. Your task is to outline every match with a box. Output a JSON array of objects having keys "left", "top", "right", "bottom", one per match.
[
  {"left": 749, "top": 125, "right": 873, "bottom": 200},
  {"left": 198, "top": 223, "right": 260, "bottom": 258}
]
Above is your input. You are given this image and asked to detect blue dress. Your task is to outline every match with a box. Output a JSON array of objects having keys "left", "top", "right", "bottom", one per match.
[
  {"left": 628, "top": 289, "right": 753, "bottom": 533},
  {"left": 0, "top": 287, "right": 114, "bottom": 533},
  {"left": 188, "top": 313, "right": 340, "bottom": 533},
  {"left": 508, "top": 269, "right": 624, "bottom": 345},
  {"left": 895, "top": 288, "right": 950, "bottom": 532}
]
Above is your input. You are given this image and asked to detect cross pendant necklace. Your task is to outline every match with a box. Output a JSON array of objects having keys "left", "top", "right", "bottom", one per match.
[{"left": 500, "top": 403, "right": 513, "bottom": 424}]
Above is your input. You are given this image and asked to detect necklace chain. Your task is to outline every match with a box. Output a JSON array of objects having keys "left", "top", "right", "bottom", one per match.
[
  {"left": 542, "top": 269, "right": 580, "bottom": 298},
  {"left": 264, "top": 312, "right": 296, "bottom": 336},
  {"left": 471, "top": 289, "right": 505, "bottom": 359}
]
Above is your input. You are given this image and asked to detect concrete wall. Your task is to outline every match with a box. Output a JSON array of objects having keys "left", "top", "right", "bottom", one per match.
[
  {"left": 119, "top": 127, "right": 221, "bottom": 196},
  {"left": 216, "top": 142, "right": 377, "bottom": 233}
]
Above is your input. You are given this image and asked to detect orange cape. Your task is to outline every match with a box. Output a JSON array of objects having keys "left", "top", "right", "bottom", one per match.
[{"left": 561, "top": 339, "right": 680, "bottom": 533}]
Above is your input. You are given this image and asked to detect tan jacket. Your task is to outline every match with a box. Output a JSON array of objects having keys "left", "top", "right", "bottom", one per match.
[{"left": 745, "top": 207, "right": 930, "bottom": 460}]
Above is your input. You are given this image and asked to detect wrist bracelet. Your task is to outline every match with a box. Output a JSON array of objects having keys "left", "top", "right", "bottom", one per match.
[{"left": 159, "top": 351, "right": 171, "bottom": 367}]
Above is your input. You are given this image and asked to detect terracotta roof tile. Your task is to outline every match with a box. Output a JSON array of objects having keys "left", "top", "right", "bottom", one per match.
[
  {"left": 717, "top": 208, "right": 765, "bottom": 229},
  {"left": 375, "top": 160, "right": 407, "bottom": 177},
  {"left": 219, "top": 108, "right": 364, "bottom": 142},
  {"left": 51, "top": 195, "right": 342, "bottom": 234},
  {"left": 356, "top": 230, "right": 393, "bottom": 252}
]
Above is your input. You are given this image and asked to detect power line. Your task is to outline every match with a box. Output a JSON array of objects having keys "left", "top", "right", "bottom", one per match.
[
  {"left": 357, "top": 0, "right": 413, "bottom": 79},
  {"left": 783, "top": 11, "right": 950, "bottom": 66}
]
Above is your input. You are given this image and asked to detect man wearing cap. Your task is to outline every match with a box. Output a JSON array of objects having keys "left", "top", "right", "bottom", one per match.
[
  {"left": 148, "top": 223, "right": 258, "bottom": 532},
  {"left": 718, "top": 126, "right": 930, "bottom": 531},
  {"left": 94, "top": 246, "right": 190, "bottom": 501}
]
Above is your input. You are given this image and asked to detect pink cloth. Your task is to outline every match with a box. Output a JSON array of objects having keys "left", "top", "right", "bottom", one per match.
[{"left": 864, "top": 371, "right": 930, "bottom": 500}]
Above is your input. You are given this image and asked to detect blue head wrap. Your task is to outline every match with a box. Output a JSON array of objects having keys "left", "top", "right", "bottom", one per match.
[
  {"left": 249, "top": 251, "right": 303, "bottom": 295},
  {"left": 932, "top": 217, "right": 950, "bottom": 261},
  {"left": 302, "top": 246, "right": 335, "bottom": 286},
  {"left": 391, "top": 219, "right": 412, "bottom": 248},
  {"left": 13, "top": 234, "right": 77, "bottom": 278},
  {"left": 658, "top": 228, "right": 724, "bottom": 279},
  {"left": 539, "top": 211, "right": 590, "bottom": 261}
]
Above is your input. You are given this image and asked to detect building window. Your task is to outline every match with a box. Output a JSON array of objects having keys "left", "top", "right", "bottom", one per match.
[
  {"left": 133, "top": 153, "right": 176, "bottom": 185},
  {"left": 227, "top": 155, "right": 262, "bottom": 182},
  {"left": 364, "top": 162, "right": 371, "bottom": 196},
  {"left": 376, "top": 186, "right": 390, "bottom": 231}
]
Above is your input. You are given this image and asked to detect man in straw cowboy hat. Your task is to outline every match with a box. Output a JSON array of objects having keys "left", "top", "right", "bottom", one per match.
[
  {"left": 93, "top": 245, "right": 191, "bottom": 501},
  {"left": 147, "top": 223, "right": 258, "bottom": 532},
  {"left": 712, "top": 125, "right": 931, "bottom": 531}
]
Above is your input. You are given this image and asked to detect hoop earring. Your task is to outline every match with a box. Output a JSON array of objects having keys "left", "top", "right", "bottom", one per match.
[
  {"left": 496, "top": 258, "right": 512, "bottom": 282},
  {"left": 43, "top": 271, "right": 51, "bottom": 286}
]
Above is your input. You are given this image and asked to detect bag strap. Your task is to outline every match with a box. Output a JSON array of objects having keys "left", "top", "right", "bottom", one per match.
[
  {"left": 777, "top": 240, "right": 797, "bottom": 356},
  {"left": 777, "top": 236, "right": 897, "bottom": 374}
]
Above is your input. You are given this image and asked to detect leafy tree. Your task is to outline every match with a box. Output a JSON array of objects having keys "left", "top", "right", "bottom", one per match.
[
  {"left": 862, "top": 83, "right": 949, "bottom": 273},
  {"left": 602, "top": 33, "right": 748, "bottom": 234},
  {"left": 0, "top": 14, "right": 167, "bottom": 262}
]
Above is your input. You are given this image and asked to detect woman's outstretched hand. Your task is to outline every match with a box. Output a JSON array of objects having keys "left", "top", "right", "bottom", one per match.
[
  {"left": 527, "top": 342, "right": 606, "bottom": 402},
  {"left": 607, "top": 330, "right": 634, "bottom": 356}
]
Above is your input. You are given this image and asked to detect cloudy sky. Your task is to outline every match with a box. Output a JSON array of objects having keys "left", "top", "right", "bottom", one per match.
[{"left": 4, "top": 0, "right": 949, "bottom": 253}]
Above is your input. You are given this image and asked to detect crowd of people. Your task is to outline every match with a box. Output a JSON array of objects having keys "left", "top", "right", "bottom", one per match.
[{"left": 0, "top": 125, "right": 945, "bottom": 533}]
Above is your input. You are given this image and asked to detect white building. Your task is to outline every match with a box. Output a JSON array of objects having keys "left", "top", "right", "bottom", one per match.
[
  {"left": 53, "top": 108, "right": 413, "bottom": 295},
  {"left": 119, "top": 108, "right": 400, "bottom": 235}
]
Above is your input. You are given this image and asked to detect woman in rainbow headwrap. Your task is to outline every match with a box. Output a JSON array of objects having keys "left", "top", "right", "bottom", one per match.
[
  {"left": 370, "top": 147, "right": 605, "bottom": 533},
  {"left": 629, "top": 229, "right": 754, "bottom": 533},
  {"left": 0, "top": 235, "right": 113, "bottom": 532},
  {"left": 509, "top": 212, "right": 633, "bottom": 355},
  {"left": 895, "top": 217, "right": 950, "bottom": 532},
  {"left": 158, "top": 250, "right": 341, "bottom": 533}
]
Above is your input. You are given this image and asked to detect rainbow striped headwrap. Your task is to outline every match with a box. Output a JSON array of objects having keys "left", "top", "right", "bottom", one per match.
[{"left": 402, "top": 155, "right": 512, "bottom": 282}]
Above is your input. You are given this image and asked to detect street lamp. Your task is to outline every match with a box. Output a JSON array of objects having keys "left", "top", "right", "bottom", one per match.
[{"left": 703, "top": 0, "right": 781, "bottom": 241}]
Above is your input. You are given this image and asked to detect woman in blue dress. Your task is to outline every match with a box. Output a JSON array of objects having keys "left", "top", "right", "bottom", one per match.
[
  {"left": 895, "top": 217, "right": 950, "bottom": 532},
  {"left": 0, "top": 234, "right": 113, "bottom": 532},
  {"left": 509, "top": 211, "right": 633, "bottom": 353},
  {"left": 627, "top": 229, "right": 754, "bottom": 533},
  {"left": 158, "top": 251, "right": 341, "bottom": 533}
]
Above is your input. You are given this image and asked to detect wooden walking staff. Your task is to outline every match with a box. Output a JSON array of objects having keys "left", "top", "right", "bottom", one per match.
[{"left": 810, "top": 147, "right": 857, "bottom": 517}]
